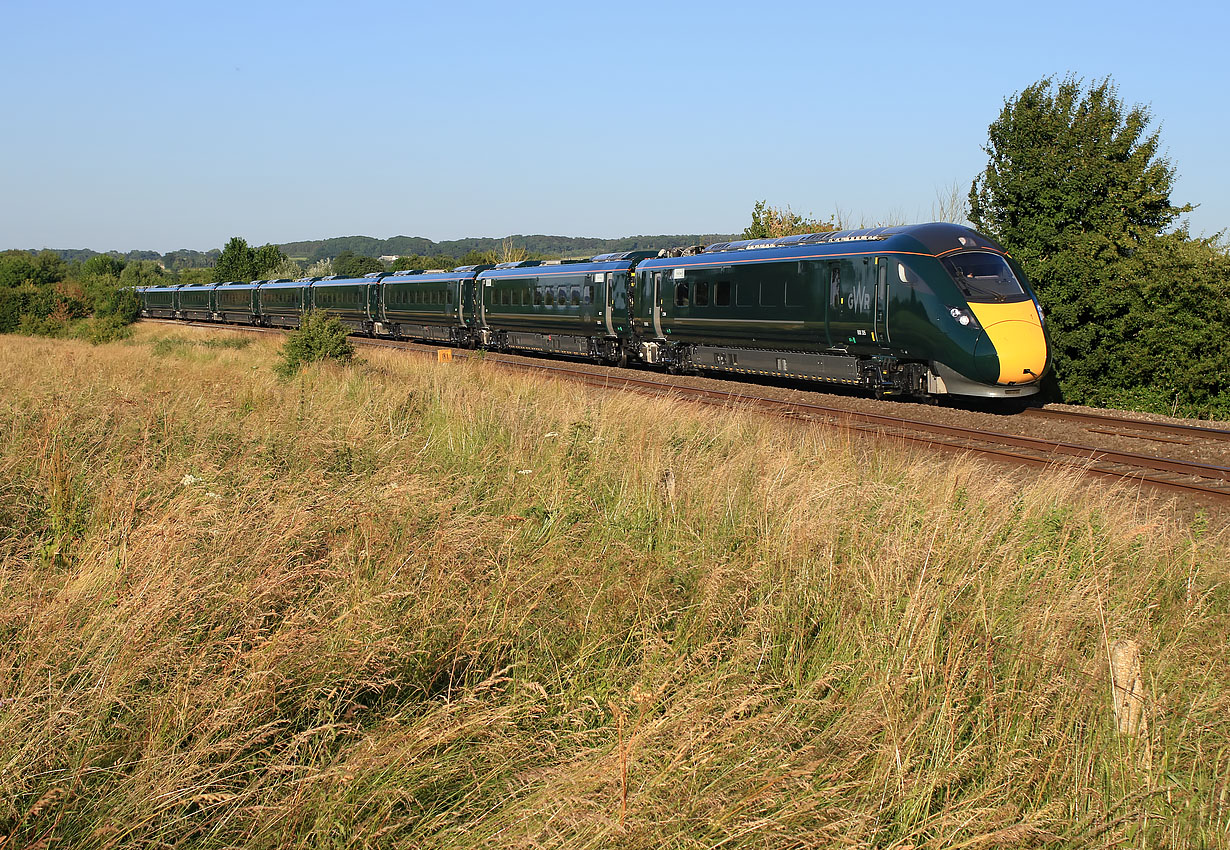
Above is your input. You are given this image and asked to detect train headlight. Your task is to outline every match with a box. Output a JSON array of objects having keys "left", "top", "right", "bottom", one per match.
[{"left": 947, "top": 306, "right": 980, "bottom": 330}]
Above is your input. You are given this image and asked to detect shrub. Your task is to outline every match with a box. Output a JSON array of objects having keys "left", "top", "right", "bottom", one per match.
[
  {"left": 72, "top": 314, "right": 134, "bottom": 345},
  {"left": 276, "top": 310, "right": 355, "bottom": 377}
]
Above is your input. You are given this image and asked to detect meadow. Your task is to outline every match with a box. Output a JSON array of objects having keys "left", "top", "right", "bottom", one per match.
[{"left": 1, "top": 325, "right": 1227, "bottom": 848}]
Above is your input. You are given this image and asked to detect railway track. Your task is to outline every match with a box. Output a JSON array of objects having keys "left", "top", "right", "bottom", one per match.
[{"left": 147, "top": 320, "right": 1230, "bottom": 503}]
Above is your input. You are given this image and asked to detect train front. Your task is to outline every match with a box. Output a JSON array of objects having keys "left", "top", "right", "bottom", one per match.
[
  {"left": 932, "top": 248, "right": 1049, "bottom": 396},
  {"left": 897, "top": 224, "right": 1050, "bottom": 398}
]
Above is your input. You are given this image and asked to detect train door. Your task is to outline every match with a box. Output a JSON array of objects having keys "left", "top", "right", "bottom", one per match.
[
  {"left": 874, "top": 257, "right": 890, "bottom": 346},
  {"left": 603, "top": 272, "right": 617, "bottom": 336},
  {"left": 652, "top": 271, "right": 665, "bottom": 338},
  {"left": 367, "top": 282, "right": 380, "bottom": 324}
]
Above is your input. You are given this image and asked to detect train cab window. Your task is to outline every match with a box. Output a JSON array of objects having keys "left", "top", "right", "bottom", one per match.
[
  {"left": 694, "top": 280, "right": 709, "bottom": 306},
  {"left": 584, "top": 284, "right": 594, "bottom": 305},
  {"left": 830, "top": 267, "right": 841, "bottom": 306},
  {"left": 940, "top": 251, "right": 1026, "bottom": 302},
  {"left": 570, "top": 286, "right": 580, "bottom": 306},
  {"left": 715, "top": 281, "right": 731, "bottom": 306},
  {"left": 674, "top": 281, "right": 689, "bottom": 307}
]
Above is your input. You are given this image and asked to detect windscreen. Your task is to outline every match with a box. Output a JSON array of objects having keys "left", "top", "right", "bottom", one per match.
[{"left": 940, "top": 251, "right": 1027, "bottom": 302}]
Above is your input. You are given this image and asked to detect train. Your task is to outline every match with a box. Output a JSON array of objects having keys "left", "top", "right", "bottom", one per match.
[{"left": 136, "top": 222, "right": 1050, "bottom": 399}]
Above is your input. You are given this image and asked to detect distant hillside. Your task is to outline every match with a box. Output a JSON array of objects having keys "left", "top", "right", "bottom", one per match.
[
  {"left": 26, "top": 233, "right": 742, "bottom": 269},
  {"left": 279, "top": 233, "right": 743, "bottom": 263}
]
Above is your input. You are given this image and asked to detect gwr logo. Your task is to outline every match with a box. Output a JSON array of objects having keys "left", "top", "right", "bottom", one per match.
[{"left": 847, "top": 283, "right": 871, "bottom": 313}]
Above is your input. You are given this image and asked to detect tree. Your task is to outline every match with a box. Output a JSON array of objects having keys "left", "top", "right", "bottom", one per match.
[
  {"left": 332, "top": 251, "right": 385, "bottom": 278},
  {"left": 968, "top": 76, "right": 1203, "bottom": 408},
  {"left": 214, "top": 237, "right": 256, "bottom": 283},
  {"left": 0, "top": 250, "right": 65, "bottom": 288},
  {"left": 742, "top": 201, "right": 837, "bottom": 240},
  {"left": 119, "top": 260, "right": 166, "bottom": 288},
  {"left": 252, "top": 243, "right": 289, "bottom": 278},
  {"left": 81, "top": 254, "right": 125, "bottom": 278}
]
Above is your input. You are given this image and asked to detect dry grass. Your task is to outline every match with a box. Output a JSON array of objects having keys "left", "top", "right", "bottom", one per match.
[{"left": 1, "top": 324, "right": 1227, "bottom": 849}]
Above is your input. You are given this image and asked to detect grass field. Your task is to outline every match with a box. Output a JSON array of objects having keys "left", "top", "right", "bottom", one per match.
[{"left": 2, "top": 324, "right": 1228, "bottom": 848}]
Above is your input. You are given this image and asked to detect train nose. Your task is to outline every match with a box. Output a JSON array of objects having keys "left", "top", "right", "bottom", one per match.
[
  {"left": 967, "top": 301, "right": 1048, "bottom": 385},
  {"left": 972, "top": 318, "right": 1047, "bottom": 385}
]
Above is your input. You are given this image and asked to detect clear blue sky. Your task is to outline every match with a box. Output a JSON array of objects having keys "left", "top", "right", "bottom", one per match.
[{"left": 2, "top": 0, "right": 1227, "bottom": 253}]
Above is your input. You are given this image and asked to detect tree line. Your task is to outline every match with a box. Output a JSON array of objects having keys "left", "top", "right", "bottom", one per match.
[{"left": 0, "top": 251, "right": 147, "bottom": 342}]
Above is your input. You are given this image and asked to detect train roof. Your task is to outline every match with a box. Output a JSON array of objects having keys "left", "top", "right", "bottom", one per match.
[
  {"left": 477, "top": 257, "right": 638, "bottom": 279},
  {"left": 384, "top": 268, "right": 476, "bottom": 281},
  {"left": 640, "top": 223, "right": 1009, "bottom": 270}
]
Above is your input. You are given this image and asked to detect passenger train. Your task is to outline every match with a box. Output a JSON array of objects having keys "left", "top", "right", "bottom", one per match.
[{"left": 137, "top": 222, "right": 1050, "bottom": 399}]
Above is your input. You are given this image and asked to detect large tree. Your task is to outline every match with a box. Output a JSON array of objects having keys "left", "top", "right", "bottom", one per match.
[
  {"left": 968, "top": 76, "right": 1204, "bottom": 407},
  {"left": 252, "top": 243, "right": 289, "bottom": 278},
  {"left": 214, "top": 237, "right": 256, "bottom": 283}
]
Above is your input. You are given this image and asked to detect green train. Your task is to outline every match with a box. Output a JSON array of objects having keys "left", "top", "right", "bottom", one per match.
[{"left": 137, "top": 223, "right": 1049, "bottom": 400}]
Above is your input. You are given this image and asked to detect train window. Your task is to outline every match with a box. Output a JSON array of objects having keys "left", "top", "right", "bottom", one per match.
[
  {"left": 545, "top": 288, "right": 555, "bottom": 306},
  {"left": 830, "top": 267, "right": 841, "bottom": 307},
  {"left": 736, "top": 279, "right": 755, "bottom": 306},
  {"left": 785, "top": 279, "right": 804, "bottom": 307},
  {"left": 760, "top": 280, "right": 783, "bottom": 307},
  {"left": 570, "top": 286, "right": 580, "bottom": 306},
  {"left": 447, "top": 288, "right": 453, "bottom": 304},
  {"left": 584, "top": 284, "right": 594, "bottom": 304},
  {"left": 940, "top": 251, "right": 1026, "bottom": 302},
  {"left": 534, "top": 287, "right": 543, "bottom": 306},
  {"left": 694, "top": 281, "right": 709, "bottom": 306},
  {"left": 714, "top": 281, "right": 731, "bottom": 306},
  {"left": 500, "top": 289, "right": 508, "bottom": 306},
  {"left": 674, "top": 282, "right": 689, "bottom": 307}
]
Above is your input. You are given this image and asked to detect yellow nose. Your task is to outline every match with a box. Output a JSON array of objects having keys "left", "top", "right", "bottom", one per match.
[{"left": 968, "top": 301, "right": 1047, "bottom": 384}]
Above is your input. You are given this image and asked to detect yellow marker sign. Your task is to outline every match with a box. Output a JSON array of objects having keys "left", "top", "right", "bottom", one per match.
[{"left": 437, "top": 349, "right": 453, "bottom": 362}]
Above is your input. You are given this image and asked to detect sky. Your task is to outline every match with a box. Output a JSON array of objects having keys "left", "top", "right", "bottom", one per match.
[{"left": 2, "top": 0, "right": 1227, "bottom": 254}]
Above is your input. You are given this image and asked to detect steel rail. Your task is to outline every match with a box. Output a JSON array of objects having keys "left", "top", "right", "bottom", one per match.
[{"left": 1020, "top": 406, "right": 1230, "bottom": 443}]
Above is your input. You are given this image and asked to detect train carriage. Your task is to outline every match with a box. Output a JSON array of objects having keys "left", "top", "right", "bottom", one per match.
[
  {"left": 176, "top": 282, "right": 218, "bottom": 321},
  {"left": 379, "top": 266, "right": 483, "bottom": 345},
  {"left": 259, "top": 278, "right": 310, "bottom": 328},
  {"left": 632, "top": 223, "right": 1048, "bottom": 398},
  {"left": 312, "top": 274, "right": 382, "bottom": 333},
  {"left": 214, "top": 281, "right": 261, "bottom": 324},
  {"left": 143, "top": 285, "right": 178, "bottom": 318},
  {"left": 475, "top": 255, "right": 644, "bottom": 363}
]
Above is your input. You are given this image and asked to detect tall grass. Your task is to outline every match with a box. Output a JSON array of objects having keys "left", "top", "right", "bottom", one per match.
[{"left": 1, "top": 325, "right": 1227, "bottom": 848}]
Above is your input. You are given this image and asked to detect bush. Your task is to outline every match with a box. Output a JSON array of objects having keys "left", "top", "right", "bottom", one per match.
[
  {"left": 72, "top": 314, "right": 134, "bottom": 345},
  {"left": 276, "top": 310, "right": 356, "bottom": 377}
]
